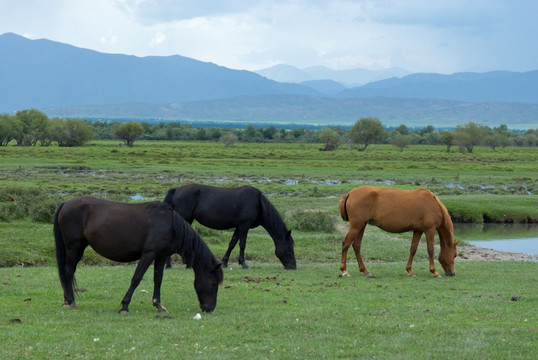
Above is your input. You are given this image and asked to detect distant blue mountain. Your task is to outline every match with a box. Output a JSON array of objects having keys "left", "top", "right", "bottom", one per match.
[
  {"left": 0, "top": 33, "right": 320, "bottom": 112},
  {"left": 1, "top": 32, "right": 537, "bottom": 128},
  {"left": 338, "top": 71, "right": 538, "bottom": 104}
]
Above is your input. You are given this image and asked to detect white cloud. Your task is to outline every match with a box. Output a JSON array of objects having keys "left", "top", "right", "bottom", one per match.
[{"left": 0, "top": 0, "right": 536, "bottom": 73}]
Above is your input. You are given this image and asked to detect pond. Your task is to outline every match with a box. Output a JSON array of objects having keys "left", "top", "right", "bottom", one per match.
[{"left": 454, "top": 223, "right": 538, "bottom": 255}]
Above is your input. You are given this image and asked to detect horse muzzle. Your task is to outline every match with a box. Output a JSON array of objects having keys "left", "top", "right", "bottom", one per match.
[{"left": 445, "top": 271, "right": 455, "bottom": 276}]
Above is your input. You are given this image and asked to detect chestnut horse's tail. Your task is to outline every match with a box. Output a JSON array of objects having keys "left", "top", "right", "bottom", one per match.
[{"left": 339, "top": 192, "right": 350, "bottom": 222}]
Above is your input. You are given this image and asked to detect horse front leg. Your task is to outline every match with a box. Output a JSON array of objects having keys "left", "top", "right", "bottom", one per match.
[
  {"left": 119, "top": 254, "right": 154, "bottom": 314},
  {"left": 152, "top": 255, "right": 168, "bottom": 313},
  {"left": 222, "top": 228, "right": 241, "bottom": 268},
  {"left": 406, "top": 231, "right": 422, "bottom": 277},
  {"left": 425, "top": 230, "right": 441, "bottom": 277}
]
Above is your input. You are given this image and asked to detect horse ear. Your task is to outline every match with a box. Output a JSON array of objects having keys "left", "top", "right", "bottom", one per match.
[
  {"left": 212, "top": 263, "right": 222, "bottom": 272},
  {"left": 455, "top": 239, "right": 461, "bottom": 246},
  {"left": 287, "top": 229, "right": 292, "bottom": 236}
]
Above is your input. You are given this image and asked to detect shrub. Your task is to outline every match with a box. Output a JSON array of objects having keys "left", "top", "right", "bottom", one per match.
[{"left": 288, "top": 210, "right": 335, "bottom": 232}]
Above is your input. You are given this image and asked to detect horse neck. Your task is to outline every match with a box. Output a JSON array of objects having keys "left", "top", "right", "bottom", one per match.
[
  {"left": 260, "top": 200, "right": 288, "bottom": 244},
  {"left": 438, "top": 223, "right": 454, "bottom": 249}
]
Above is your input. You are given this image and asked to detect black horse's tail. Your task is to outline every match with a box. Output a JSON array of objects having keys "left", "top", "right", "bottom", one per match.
[
  {"left": 53, "top": 202, "right": 70, "bottom": 292},
  {"left": 163, "top": 188, "right": 176, "bottom": 206}
]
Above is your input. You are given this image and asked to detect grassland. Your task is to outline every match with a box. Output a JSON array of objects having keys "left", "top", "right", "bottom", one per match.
[{"left": 0, "top": 141, "right": 537, "bottom": 359}]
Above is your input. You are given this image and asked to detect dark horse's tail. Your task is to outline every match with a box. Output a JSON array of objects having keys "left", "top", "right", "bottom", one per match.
[
  {"left": 53, "top": 202, "right": 72, "bottom": 293},
  {"left": 339, "top": 192, "right": 350, "bottom": 222},
  {"left": 163, "top": 188, "right": 176, "bottom": 206}
]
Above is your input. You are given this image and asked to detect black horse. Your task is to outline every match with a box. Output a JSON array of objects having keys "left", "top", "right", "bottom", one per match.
[
  {"left": 163, "top": 184, "right": 296, "bottom": 270},
  {"left": 53, "top": 196, "right": 223, "bottom": 314}
]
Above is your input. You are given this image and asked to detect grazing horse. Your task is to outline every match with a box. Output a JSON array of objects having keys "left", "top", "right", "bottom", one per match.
[
  {"left": 53, "top": 196, "right": 223, "bottom": 314},
  {"left": 164, "top": 184, "right": 296, "bottom": 269},
  {"left": 339, "top": 186, "right": 458, "bottom": 277}
]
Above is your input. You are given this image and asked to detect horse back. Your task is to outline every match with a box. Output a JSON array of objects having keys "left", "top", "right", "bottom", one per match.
[
  {"left": 347, "top": 186, "right": 444, "bottom": 233},
  {"left": 58, "top": 196, "right": 174, "bottom": 262},
  {"left": 169, "top": 184, "right": 262, "bottom": 229}
]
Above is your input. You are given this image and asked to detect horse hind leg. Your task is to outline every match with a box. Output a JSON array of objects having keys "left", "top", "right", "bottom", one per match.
[
  {"left": 351, "top": 227, "right": 371, "bottom": 277},
  {"left": 237, "top": 229, "right": 250, "bottom": 269},
  {"left": 152, "top": 256, "right": 168, "bottom": 313},
  {"left": 62, "top": 242, "right": 87, "bottom": 310},
  {"left": 405, "top": 231, "right": 422, "bottom": 277},
  {"left": 340, "top": 226, "right": 369, "bottom": 277}
]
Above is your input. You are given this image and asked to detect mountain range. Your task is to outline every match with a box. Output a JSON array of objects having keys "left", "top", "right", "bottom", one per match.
[{"left": 1, "top": 32, "right": 537, "bottom": 129}]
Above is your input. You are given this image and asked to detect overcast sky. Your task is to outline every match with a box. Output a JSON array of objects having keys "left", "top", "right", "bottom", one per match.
[{"left": 1, "top": 0, "right": 536, "bottom": 74}]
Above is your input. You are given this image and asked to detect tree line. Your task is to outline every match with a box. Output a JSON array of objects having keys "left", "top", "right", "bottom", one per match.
[{"left": 1, "top": 109, "right": 536, "bottom": 152}]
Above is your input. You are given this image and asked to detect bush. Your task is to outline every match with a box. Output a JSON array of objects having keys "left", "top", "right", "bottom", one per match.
[
  {"left": 288, "top": 210, "right": 336, "bottom": 232},
  {"left": 28, "top": 198, "right": 61, "bottom": 223},
  {"left": 0, "top": 202, "right": 27, "bottom": 222},
  {"left": 0, "top": 186, "right": 63, "bottom": 223}
]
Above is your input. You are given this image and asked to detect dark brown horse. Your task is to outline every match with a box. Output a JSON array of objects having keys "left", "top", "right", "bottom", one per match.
[
  {"left": 164, "top": 184, "right": 296, "bottom": 269},
  {"left": 53, "top": 196, "right": 223, "bottom": 314},
  {"left": 339, "top": 186, "right": 458, "bottom": 277}
]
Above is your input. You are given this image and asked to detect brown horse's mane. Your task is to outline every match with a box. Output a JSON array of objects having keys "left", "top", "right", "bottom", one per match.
[{"left": 430, "top": 193, "right": 454, "bottom": 249}]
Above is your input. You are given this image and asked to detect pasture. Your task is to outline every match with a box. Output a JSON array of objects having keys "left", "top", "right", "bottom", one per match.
[{"left": 1, "top": 141, "right": 537, "bottom": 358}]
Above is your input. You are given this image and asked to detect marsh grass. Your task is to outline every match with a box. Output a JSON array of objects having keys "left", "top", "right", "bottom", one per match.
[{"left": 1, "top": 140, "right": 537, "bottom": 358}]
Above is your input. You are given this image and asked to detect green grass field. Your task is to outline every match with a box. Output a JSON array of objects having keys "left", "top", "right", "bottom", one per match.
[
  {"left": 1, "top": 262, "right": 536, "bottom": 359},
  {"left": 1, "top": 141, "right": 537, "bottom": 359}
]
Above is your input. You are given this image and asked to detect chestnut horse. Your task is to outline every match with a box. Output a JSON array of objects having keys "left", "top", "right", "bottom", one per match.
[{"left": 339, "top": 186, "right": 458, "bottom": 277}]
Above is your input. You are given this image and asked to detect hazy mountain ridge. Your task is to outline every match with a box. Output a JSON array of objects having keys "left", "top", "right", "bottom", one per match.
[
  {"left": 44, "top": 95, "right": 538, "bottom": 129},
  {"left": 1, "top": 32, "right": 537, "bottom": 128},
  {"left": 0, "top": 33, "right": 320, "bottom": 112}
]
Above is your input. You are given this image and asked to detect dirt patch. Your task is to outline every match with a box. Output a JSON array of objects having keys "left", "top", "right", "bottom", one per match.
[{"left": 458, "top": 244, "right": 537, "bottom": 261}]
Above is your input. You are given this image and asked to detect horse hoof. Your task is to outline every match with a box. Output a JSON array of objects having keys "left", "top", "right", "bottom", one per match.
[
  {"left": 157, "top": 306, "right": 168, "bottom": 313},
  {"left": 339, "top": 271, "right": 350, "bottom": 277},
  {"left": 119, "top": 310, "right": 129, "bottom": 315},
  {"left": 434, "top": 274, "right": 442, "bottom": 278},
  {"left": 365, "top": 272, "right": 373, "bottom": 278},
  {"left": 222, "top": 262, "right": 228, "bottom": 268},
  {"left": 241, "top": 264, "right": 249, "bottom": 269}
]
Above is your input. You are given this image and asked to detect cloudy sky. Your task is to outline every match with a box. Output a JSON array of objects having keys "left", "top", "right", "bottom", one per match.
[{"left": 1, "top": 0, "right": 536, "bottom": 74}]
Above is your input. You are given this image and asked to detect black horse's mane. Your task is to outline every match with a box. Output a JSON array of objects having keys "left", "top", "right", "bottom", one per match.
[
  {"left": 172, "top": 211, "right": 222, "bottom": 281},
  {"left": 259, "top": 192, "right": 289, "bottom": 242}
]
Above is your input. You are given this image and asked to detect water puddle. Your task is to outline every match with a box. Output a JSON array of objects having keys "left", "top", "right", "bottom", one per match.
[{"left": 454, "top": 223, "right": 538, "bottom": 255}]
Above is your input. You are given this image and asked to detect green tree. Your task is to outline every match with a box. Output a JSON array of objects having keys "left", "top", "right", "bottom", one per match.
[
  {"left": 454, "top": 122, "right": 485, "bottom": 153},
  {"left": 440, "top": 131, "right": 455, "bottom": 152},
  {"left": 391, "top": 133, "right": 411, "bottom": 152},
  {"left": 319, "top": 127, "right": 341, "bottom": 151},
  {"left": 349, "top": 117, "right": 385, "bottom": 151},
  {"left": 0, "top": 114, "right": 23, "bottom": 146},
  {"left": 220, "top": 133, "right": 238, "bottom": 147},
  {"left": 114, "top": 121, "right": 144, "bottom": 147},
  {"left": 14, "top": 109, "right": 49, "bottom": 146},
  {"left": 59, "top": 119, "right": 94, "bottom": 146}
]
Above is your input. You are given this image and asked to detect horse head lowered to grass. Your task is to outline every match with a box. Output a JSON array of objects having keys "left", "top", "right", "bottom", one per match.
[
  {"left": 338, "top": 186, "right": 459, "bottom": 278},
  {"left": 53, "top": 196, "right": 223, "bottom": 314},
  {"left": 164, "top": 184, "right": 296, "bottom": 270}
]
